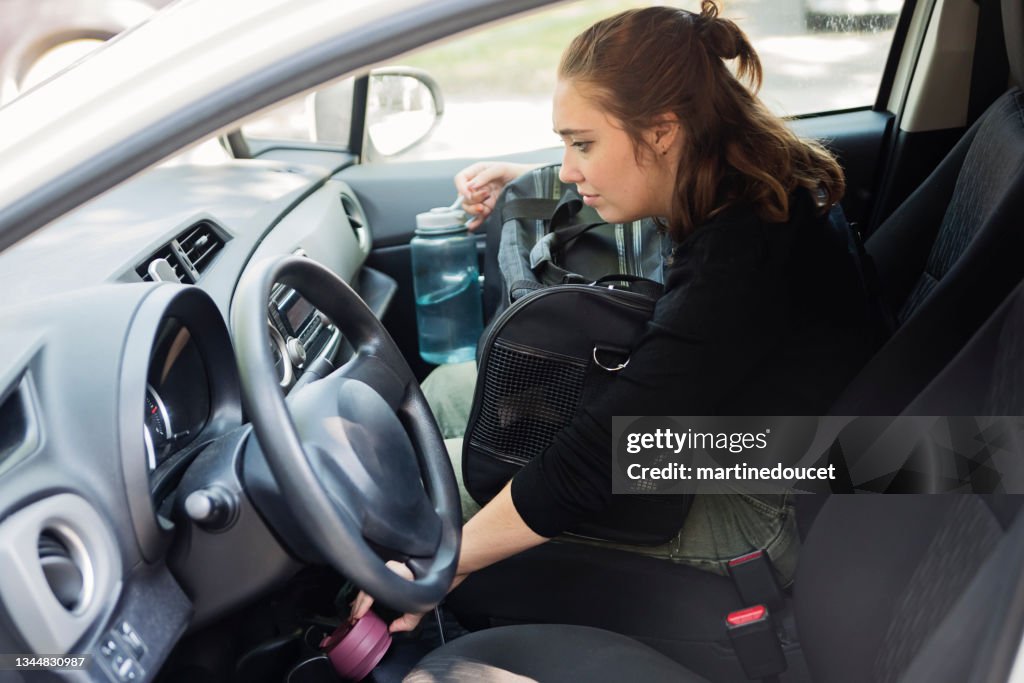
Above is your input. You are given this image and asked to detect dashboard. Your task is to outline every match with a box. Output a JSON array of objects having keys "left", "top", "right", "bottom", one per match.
[{"left": 0, "top": 148, "right": 397, "bottom": 681}]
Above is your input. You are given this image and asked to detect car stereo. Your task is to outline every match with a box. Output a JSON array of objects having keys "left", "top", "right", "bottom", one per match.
[{"left": 268, "top": 285, "right": 335, "bottom": 365}]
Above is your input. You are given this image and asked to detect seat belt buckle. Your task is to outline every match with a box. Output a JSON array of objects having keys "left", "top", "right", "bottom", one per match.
[
  {"left": 725, "top": 605, "right": 787, "bottom": 681},
  {"left": 727, "top": 550, "right": 784, "bottom": 611}
]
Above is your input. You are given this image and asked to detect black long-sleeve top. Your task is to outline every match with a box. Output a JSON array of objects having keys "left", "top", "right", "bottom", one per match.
[{"left": 510, "top": 190, "right": 876, "bottom": 537}]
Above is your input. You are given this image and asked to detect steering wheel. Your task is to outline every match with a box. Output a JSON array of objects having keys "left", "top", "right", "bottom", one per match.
[{"left": 231, "top": 255, "right": 461, "bottom": 614}]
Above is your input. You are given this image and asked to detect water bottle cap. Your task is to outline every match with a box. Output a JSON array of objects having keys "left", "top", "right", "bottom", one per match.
[{"left": 416, "top": 206, "right": 467, "bottom": 235}]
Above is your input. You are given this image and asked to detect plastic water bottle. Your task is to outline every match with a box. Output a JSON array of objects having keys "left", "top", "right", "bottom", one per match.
[{"left": 411, "top": 203, "right": 483, "bottom": 365}]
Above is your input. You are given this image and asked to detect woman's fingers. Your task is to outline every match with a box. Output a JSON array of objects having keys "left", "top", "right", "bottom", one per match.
[
  {"left": 388, "top": 612, "right": 426, "bottom": 633},
  {"left": 349, "top": 590, "right": 373, "bottom": 622},
  {"left": 462, "top": 201, "right": 493, "bottom": 232},
  {"left": 468, "top": 162, "right": 524, "bottom": 191},
  {"left": 348, "top": 561, "right": 415, "bottom": 623},
  {"left": 460, "top": 199, "right": 491, "bottom": 215},
  {"left": 456, "top": 161, "right": 515, "bottom": 196},
  {"left": 454, "top": 161, "right": 490, "bottom": 196},
  {"left": 384, "top": 560, "right": 415, "bottom": 579},
  {"left": 455, "top": 160, "right": 532, "bottom": 232}
]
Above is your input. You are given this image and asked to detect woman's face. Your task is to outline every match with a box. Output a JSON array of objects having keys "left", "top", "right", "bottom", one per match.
[{"left": 553, "top": 79, "right": 678, "bottom": 224}]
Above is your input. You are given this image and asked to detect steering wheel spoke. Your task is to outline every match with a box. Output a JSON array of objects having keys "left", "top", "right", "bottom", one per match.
[
  {"left": 232, "top": 256, "right": 461, "bottom": 614},
  {"left": 331, "top": 348, "right": 408, "bottom": 413}
]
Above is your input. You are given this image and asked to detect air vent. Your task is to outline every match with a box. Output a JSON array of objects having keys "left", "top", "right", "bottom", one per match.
[
  {"left": 0, "top": 374, "right": 41, "bottom": 476},
  {"left": 38, "top": 530, "right": 84, "bottom": 612},
  {"left": 340, "top": 195, "right": 364, "bottom": 231},
  {"left": 178, "top": 221, "right": 225, "bottom": 276},
  {"left": 0, "top": 494, "right": 117, "bottom": 653},
  {"left": 136, "top": 244, "right": 191, "bottom": 283},
  {"left": 340, "top": 194, "right": 370, "bottom": 252},
  {"left": 136, "top": 220, "right": 229, "bottom": 284},
  {"left": 0, "top": 383, "right": 28, "bottom": 466}
]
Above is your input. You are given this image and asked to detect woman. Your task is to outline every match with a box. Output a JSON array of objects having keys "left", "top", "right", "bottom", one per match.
[{"left": 353, "top": 2, "right": 874, "bottom": 631}]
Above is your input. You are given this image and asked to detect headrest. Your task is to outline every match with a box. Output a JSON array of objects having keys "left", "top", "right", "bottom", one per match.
[{"left": 1004, "top": 0, "right": 1024, "bottom": 87}]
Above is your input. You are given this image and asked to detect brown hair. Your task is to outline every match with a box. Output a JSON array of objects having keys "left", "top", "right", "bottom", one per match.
[{"left": 558, "top": 2, "right": 845, "bottom": 239}]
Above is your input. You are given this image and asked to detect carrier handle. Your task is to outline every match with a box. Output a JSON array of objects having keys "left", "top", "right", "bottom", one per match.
[
  {"left": 593, "top": 345, "right": 630, "bottom": 372},
  {"left": 592, "top": 274, "right": 664, "bottom": 299}
]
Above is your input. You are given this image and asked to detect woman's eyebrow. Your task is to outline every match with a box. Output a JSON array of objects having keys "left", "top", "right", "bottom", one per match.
[{"left": 554, "top": 128, "right": 594, "bottom": 136}]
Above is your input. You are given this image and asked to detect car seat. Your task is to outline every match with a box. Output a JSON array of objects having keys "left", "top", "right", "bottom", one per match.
[
  {"left": 405, "top": 495, "right": 1023, "bottom": 682},
  {"left": 830, "top": 0, "right": 1024, "bottom": 415},
  {"left": 902, "top": 276, "right": 1024, "bottom": 417}
]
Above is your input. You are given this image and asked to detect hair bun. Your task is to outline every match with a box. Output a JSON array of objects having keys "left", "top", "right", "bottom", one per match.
[
  {"left": 697, "top": 2, "right": 746, "bottom": 62},
  {"left": 699, "top": 0, "right": 720, "bottom": 20}
]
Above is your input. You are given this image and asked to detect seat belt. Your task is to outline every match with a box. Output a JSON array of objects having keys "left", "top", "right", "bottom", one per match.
[
  {"left": 727, "top": 550, "right": 785, "bottom": 612},
  {"left": 967, "top": 0, "right": 1009, "bottom": 126}
]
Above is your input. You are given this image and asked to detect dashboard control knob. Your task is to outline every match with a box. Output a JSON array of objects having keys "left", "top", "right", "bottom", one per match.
[
  {"left": 286, "top": 337, "right": 307, "bottom": 367},
  {"left": 184, "top": 487, "right": 236, "bottom": 531}
]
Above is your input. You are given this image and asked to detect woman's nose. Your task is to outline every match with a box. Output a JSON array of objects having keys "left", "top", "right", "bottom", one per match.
[{"left": 559, "top": 155, "right": 582, "bottom": 184}]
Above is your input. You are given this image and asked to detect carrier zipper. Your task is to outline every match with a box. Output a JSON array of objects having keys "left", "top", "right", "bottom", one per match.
[{"left": 486, "top": 284, "right": 653, "bottom": 349}]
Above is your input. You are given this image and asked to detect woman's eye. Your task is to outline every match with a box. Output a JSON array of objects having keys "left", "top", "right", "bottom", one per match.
[{"left": 571, "top": 141, "right": 591, "bottom": 153}]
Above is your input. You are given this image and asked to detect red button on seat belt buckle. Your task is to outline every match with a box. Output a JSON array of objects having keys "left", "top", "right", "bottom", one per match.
[
  {"left": 727, "top": 605, "right": 768, "bottom": 627},
  {"left": 725, "top": 604, "right": 787, "bottom": 681},
  {"left": 728, "top": 550, "right": 765, "bottom": 567}
]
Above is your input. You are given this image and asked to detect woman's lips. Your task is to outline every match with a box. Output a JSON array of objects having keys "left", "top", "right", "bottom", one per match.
[{"left": 581, "top": 193, "right": 599, "bottom": 206}]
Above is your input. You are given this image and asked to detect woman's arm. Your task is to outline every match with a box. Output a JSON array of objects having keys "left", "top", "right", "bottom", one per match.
[
  {"left": 349, "top": 481, "right": 548, "bottom": 632},
  {"left": 457, "top": 481, "right": 549, "bottom": 575}
]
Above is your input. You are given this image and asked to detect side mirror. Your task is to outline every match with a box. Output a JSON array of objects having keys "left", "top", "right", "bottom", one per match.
[
  {"left": 238, "top": 68, "right": 443, "bottom": 159},
  {"left": 364, "top": 67, "right": 444, "bottom": 160}
]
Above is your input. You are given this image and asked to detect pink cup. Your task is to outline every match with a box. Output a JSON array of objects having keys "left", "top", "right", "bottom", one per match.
[{"left": 320, "top": 611, "right": 393, "bottom": 681}]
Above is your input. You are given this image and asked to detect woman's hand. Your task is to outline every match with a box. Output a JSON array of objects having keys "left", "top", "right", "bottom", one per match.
[
  {"left": 348, "top": 561, "right": 472, "bottom": 633},
  {"left": 454, "top": 161, "right": 540, "bottom": 230},
  {"left": 348, "top": 561, "right": 427, "bottom": 633},
  {"left": 348, "top": 483, "right": 547, "bottom": 633}
]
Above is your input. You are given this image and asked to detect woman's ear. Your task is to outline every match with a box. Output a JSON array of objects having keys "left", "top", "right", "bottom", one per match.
[{"left": 649, "top": 113, "right": 681, "bottom": 155}]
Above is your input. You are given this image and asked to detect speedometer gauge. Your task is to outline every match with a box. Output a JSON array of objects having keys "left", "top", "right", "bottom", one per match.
[{"left": 145, "top": 383, "right": 172, "bottom": 469}]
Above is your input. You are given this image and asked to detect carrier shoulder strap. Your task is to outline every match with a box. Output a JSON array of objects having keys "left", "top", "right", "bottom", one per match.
[
  {"left": 502, "top": 198, "right": 560, "bottom": 223},
  {"left": 548, "top": 219, "right": 608, "bottom": 247},
  {"left": 503, "top": 185, "right": 603, "bottom": 229},
  {"left": 530, "top": 221, "right": 607, "bottom": 283}
]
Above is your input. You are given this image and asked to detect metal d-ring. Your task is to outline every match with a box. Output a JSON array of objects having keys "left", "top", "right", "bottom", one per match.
[{"left": 593, "top": 346, "right": 629, "bottom": 372}]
